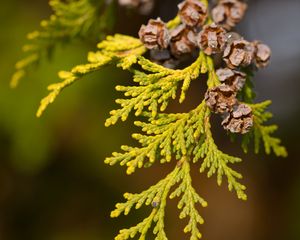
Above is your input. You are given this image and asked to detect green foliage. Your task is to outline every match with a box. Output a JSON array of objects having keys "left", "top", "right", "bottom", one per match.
[
  {"left": 105, "top": 52, "right": 207, "bottom": 126},
  {"left": 33, "top": 24, "right": 287, "bottom": 240},
  {"left": 105, "top": 101, "right": 208, "bottom": 174},
  {"left": 105, "top": 53, "right": 220, "bottom": 127},
  {"left": 13, "top": 0, "right": 287, "bottom": 239},
  {"left": 195, "top": 118, "right": 247, "bottom": 200},
  {"left": 11, "top": 0, "right": 114, "bottom": 88},
  {"left": 111, "top": 160, "right": 207, "bottom": 240},
  {"left": 36, "top": 34, "right": 146, "bottom": 117},
  {"left": 242, "top": 101, "right": 288, "bottom": 157},
  {"left": 239, "top": 68, "right": 256, "bottom": 103}
]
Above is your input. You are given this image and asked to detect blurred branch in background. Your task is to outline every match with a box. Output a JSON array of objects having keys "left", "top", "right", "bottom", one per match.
[{"left": 10, "top": 0, "right": 115, "bottom": 88}]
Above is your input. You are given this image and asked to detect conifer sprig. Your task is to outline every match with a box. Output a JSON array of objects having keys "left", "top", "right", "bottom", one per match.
[
  {"left": 105, "top": 101, "right": 208, "bottom": 174},
  {"left": 170, "top": 159, "right": 207, "bottom": 239},
  {"left": 11, "top": 0, "right": 114, "bottom": 88},
  {"left": 105, "top": 52, "right": 207, "bottom": 126},
  {"left": 20, "top": 0, "right": 288, "bottom": 239},
  {"left": 195, "top": 116, "right": 247, "bottom": 200},
  {"left": 241, "top": 101, "right": 288, "bottom": 157},
  {"left": 112, "top": 159, "right": 207, "bottom": 240},
  {"left": 36, "top": 34, "right": 146, "bottom": 117},
  {"left": 34, "top": 14, "right": 287, "bottom": 240}
]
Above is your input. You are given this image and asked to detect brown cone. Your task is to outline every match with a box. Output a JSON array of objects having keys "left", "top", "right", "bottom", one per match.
[
  {"left": 253, "top": 41, "right": 271, "bottom": 68},
  {"left": 222, "top": 103, "right": 253, "bottom": 134},
  {"left": 212, "top": 0, "right": 247, "bottom": 30},
  {"left": 170, "top": 24, "right": 197, "bottom": 57},
  {"left": 138, "top": 18, "right": 170, "bottom": 50},
  {"left": 205, "top": 84, "right": 237, "bottom": 114},
  {"left": 223, "top": 39, "right": 254, "bottom": 69},
  {"left": 216, "top": 68, "right": 246, "bottom": 91},
  {"left": 198, "top": 23, "right": 226, "bottom": 55},
  {"left": 178, "top": 0, "right": 208, "bottom": 27}
]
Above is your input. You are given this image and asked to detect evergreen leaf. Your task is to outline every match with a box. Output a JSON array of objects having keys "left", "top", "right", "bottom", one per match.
[
  {"left": 37, "top": 34, "right": 146, "bottom": 117},
  {"left": 105, "top": 101, "right": 207, "bottom": 174},
  {"left": 194, "top": 115, "right": 247, "bottom": 200},
  {"left": 242, "top": 101, "right": 288, "bottom": 157},
  {"left": 105, "top": 52, "right": 207, "bottom": 126},
  {"left": 11, "top": 0, "right": 114, "bottom": 87}
]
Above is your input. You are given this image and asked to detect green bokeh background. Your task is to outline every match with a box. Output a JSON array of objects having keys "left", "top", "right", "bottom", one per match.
[{"left": 0, "top": 0, "right": 300, "bottom": 239}]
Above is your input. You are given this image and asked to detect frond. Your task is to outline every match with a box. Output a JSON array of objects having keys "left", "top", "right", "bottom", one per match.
[
  {"left": 112, "top": 164, "right": 180, "bottom": 240},
  {"left": 11, "top": 0, "right": 114, "bottom": 87},
  {"left": 170, "top": 160, "right": 207, "bottom": 240},
  {"left": 105, "top": 101, "right": 208, "bottom": 174},
  {"left": 193, "top": 115, "right": 247, "bottom": 200},
  {"left": 29, "top": 1, "right": 288, "bottom": 239},
  {"left": 36, "top": 34, "right": 146, "bottom": 117},
  {"left": 112, "top": 160, "right": 206, "bottom": 240},
  {"left": 105, "top": 52, "right": 209, "bottom": 126},
  {"left": 242, "top": 101, "right": 288, "bottom": 157}
]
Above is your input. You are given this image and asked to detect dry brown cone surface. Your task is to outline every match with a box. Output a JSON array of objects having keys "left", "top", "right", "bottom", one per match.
[
  {"left": 205, "top": 84, "right": 238, "bottom": 114},
  {"left": 198, "top": 23, "right": 226, "bottom": 55},
  {"left": 216, "top": 68, "right": 246, "bottom": 91},
  {"left": 178, "top": 0, "right": 208, "bottom": 27},
  {"left": 222, "top": 103, "right": 253, "bottom": 134},
  {"left": 223, "top": 39, "right": 254, "bottom": 69},
  {"left": 253, "top": 41, "right": 272, "bottom": 68},
  {"left": 139, "top": 18, "right": 170, "bottom": 50},
  {"left": 170, "top": 24, "right": 197, "bottom": 57},
  {"left": 212, "top": 0, "right": 248, "bottom": 30}
]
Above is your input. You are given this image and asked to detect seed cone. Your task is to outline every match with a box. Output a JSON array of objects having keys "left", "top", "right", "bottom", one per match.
[
  {"left": 178, "top": 0, "right": 208, "bottom": 27},
  {"left": 223, "top": 39, "right": 254, "bottom": 69},
  {"left": 205, "top": 84, "right": 237, "bottom": 114},
  {"left": 212, "top": 0, "right": 248, "bottom": 30},
  {"left": 253, "top": 41, "right": 271, "bottom": 68},
  {"left": 216, "top": 68, "right": 246, "bottom": 91},
  {"left": 198, "top": 23, "right": 226, "bottom": 55},
  {"left": 222, "top": 103, "right": 253, "bottom": 134},
  {"left": 139, "top": 18, "right": 170, "bottom": 50},
  {"left": 170, "top": 24, "right": 197, "bottom": 57}
]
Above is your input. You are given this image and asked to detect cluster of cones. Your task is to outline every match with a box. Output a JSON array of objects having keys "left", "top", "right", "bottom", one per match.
[{"left": 137, "top": 0, "right": 271, "bottom": 134}]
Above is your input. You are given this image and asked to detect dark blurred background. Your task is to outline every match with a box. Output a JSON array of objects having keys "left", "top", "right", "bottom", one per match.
[{"left": 0, "top": 0, "right": 300, "bottom": 239}]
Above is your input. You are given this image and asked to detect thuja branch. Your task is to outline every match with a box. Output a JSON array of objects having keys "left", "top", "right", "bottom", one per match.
[
  {"left": 27, "top": 0, "right": 288, "bottom": 239},
  {"left": 11, "top": 0, "right": 114, "bottom": 88},
  {"left": 105, "top": 101, "right": 208, "bottom": 174},
  {"left": 36, "top": 34, "right": 146, "bottom": 117},
  {"left": 105, "top": 52, "right": 208, "bottom": 126},
  {"left": 112, "top": 159, "right": 207, "bottom": 240},
  {"left": 195, "top": 115, "right": 247, "bottom": 200},
  {"left": 242, "top": 101, "right": 287, "bottom": 157}
]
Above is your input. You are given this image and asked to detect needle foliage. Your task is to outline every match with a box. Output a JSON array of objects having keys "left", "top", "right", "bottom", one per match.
[{"left": 14, "top": 0, "right": 287, "bottom": 239}]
